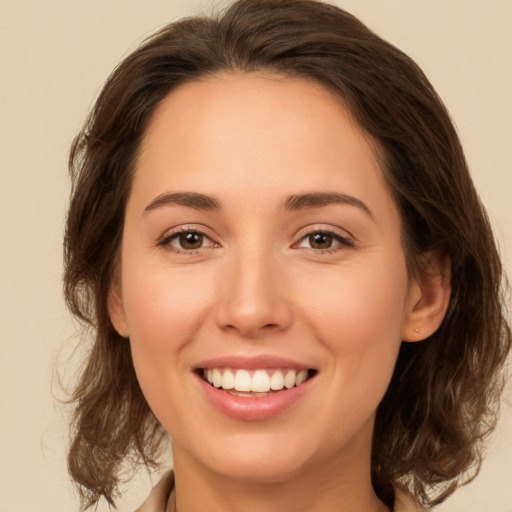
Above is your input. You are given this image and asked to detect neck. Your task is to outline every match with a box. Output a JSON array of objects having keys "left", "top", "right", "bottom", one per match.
[{"left": 170, "top": 432, "right": 389, "bottom": 512}]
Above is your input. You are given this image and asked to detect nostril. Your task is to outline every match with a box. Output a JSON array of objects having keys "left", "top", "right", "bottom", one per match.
[{"left": 221, "top": 322, "right": 280, "bottom": 336}]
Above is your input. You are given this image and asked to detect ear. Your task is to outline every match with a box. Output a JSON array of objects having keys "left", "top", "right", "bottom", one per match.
[
  {"left": 107, "top": 282, "right": 130, "bottom": 338},
  {"left": 402, "top": 253, "right": 451, "bottom": 342}
]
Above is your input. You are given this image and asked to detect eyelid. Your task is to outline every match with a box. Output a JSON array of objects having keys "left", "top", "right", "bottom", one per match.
[
  {"left": 156, "top": 223, "right": 355, "bottom": 254},
  {"left": 157, "top": 225, "right": 220, "bottom": 253},
  {"left": 292, "top": 225, "right": 356, "bottom": 251},
  {"left": 294, "top": 224, "right": 356, "bottom": 241}
]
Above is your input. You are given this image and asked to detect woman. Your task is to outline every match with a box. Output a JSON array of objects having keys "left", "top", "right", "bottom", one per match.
[{"left": 63, "top": 1, "right": 511, "bottom": 511}]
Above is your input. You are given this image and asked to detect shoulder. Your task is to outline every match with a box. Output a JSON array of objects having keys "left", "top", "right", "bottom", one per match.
[
  {"left": 394, "top": 488, "right": 429, "bottom": 512},
  {"left": 134, "top": 471, "right": 174, "bottom": 512}
]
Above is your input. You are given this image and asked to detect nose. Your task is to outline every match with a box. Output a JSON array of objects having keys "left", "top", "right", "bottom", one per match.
[{"left": 214, "top": 248, "right": 292, "bottom": 338}]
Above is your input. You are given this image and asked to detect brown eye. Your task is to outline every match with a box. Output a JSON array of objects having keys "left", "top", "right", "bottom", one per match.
[
  {"left": 308, "top": 232, "right": 333, "bottom": 249},
  {"left": 162, "top": 230, "right": 214, "bottom": 252},
  {"left": 295, "top": 229, "right": 353, "bottom": 253},
  {"left": 178, "top": 231, "right": 204, "bottom": 250}
]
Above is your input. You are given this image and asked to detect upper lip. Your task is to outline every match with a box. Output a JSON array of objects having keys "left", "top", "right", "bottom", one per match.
[{"left": 194, "top": 354, "right": 315, "bottom": 371}]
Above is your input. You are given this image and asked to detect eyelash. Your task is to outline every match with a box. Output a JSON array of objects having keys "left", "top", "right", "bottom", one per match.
[
  {"left": 293, "top": 228, "right": 354, "bottom": 254},
  {"left": 158, "top": 227, "right": 218, "bottom": 255},
  {"left": 158, "top": 227, "right": 355, "bottom": 255}
]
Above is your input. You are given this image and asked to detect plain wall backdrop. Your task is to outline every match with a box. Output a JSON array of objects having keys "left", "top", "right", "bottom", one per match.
[{"left": 0, "top": 0, "right": 510, "bottom": 510}]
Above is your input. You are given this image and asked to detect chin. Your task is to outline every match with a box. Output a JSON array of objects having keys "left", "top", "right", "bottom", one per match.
[
  {"left": 210, "top": 454, "right": 311, "bottom": 484},
  {"left": 185, "top": 429, "right": 324, "bottom": 485}
]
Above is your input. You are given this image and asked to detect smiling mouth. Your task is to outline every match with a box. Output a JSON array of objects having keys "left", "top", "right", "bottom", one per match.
[{"left": 198, "top": 368, "right": 317, "bottom": 397}]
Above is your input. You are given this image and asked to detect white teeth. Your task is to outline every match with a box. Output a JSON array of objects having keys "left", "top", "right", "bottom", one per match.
[
  {"left": 203, "top": 368, "right": 311, "bottom": 393},
  {"left": 284, "top": 370, "right": 296, "bottom": 389},
  {"left": 221, "top": 369, "right": 234, "bottom": 389},
  {"left": 296, "top": 369, "right": 308, "bottom": 385},
  {"left": 270, "top": 371, "right": 285, "bottom": 390},
  {"left": 212, "top": 368, "right": 222, "bottom": 388},
  {"left": 234, "top": 369, "right": 252, "bottom": 392},
  {"left": 251, "top": 370, "right": 271, "bottom": 392}
]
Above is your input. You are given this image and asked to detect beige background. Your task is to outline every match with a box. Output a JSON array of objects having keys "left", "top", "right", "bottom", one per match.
[{"left": 0, "top": 0, "right": 510, "bottom": 510}]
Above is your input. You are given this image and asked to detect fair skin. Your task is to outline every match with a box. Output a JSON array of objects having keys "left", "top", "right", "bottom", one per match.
[{"left": 109, "top": 74, "right": 450, "bottom": 512}]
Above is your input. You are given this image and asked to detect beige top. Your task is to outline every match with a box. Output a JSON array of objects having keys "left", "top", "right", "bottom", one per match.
[{"left": 135, "top": 471, "right": 427, "bottom": 512}]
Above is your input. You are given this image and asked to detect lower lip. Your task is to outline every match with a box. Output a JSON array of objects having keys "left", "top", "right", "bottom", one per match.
[{"left": 196, "top": 373, "right": 315, "bottom": 421}]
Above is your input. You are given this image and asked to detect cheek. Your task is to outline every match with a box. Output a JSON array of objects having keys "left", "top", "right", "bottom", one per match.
[
  {"left": 120, "top": 263, "right": 219, "bottom": 428},
  {"left": 296, "top": 256, "right": 409, "bottom": 400},
  {"left": 300, "top": 260, "right": 408, "bottom": 343},
  {"left": 120, "top": 256, "right": 216, "bottom": 372}
]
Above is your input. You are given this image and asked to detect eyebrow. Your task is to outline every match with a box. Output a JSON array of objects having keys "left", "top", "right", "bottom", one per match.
[
  {"left": 282, "top": 192, "right": 374, "bottom": 219},
  {"left": 143, "top": 190, "right": 374, "bottom": 219},
  {"left": 144, "top": 192, "right": 221, "bottom": 213}
]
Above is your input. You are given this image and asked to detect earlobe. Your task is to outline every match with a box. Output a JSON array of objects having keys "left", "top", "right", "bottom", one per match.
[
  {"left": 402, "top": 254, "right": 451, "bottom": 342},
  {"left": 107, "top": 284, "right": 130, "bottom": 338}
]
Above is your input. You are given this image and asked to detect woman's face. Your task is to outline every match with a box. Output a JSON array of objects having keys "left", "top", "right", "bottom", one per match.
[{"left": 110, "top": 74, "right": 422, "bottom": 482}]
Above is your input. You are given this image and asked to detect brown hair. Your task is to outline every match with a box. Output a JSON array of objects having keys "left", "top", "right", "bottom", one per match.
[{"left": 64, "top": 0, "right": 511, "bottom": 509}]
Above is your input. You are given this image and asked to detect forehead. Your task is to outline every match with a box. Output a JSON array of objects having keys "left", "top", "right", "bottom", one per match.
[
  {"left": 140, "top": 73, "right": 368, "bottom": 160},
  {"left": 132, "top": 73, "right": 394, "bottom": 221}
]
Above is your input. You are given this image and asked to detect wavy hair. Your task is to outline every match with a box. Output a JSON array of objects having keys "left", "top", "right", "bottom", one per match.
[{"left": 63, "top": 0, "right": 511, "bottom": 509}]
